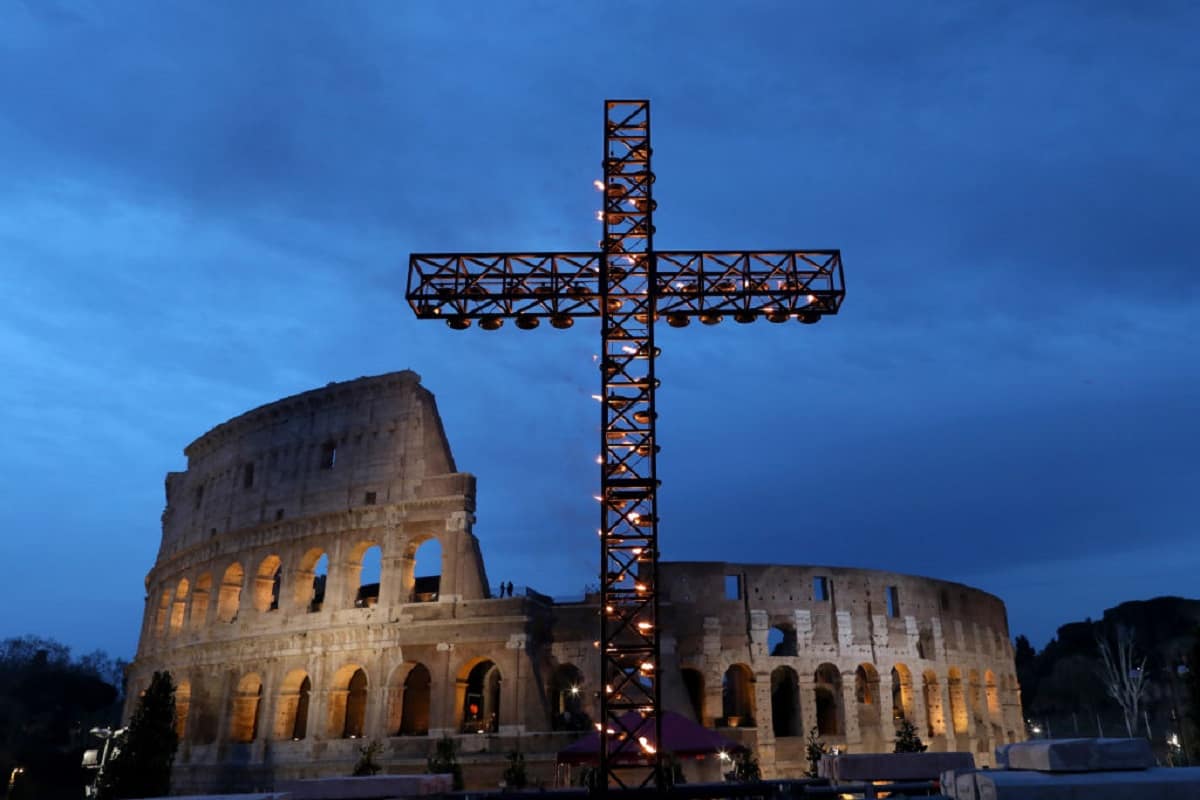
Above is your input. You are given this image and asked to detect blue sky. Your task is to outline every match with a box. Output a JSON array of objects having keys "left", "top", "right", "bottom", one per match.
[{"left": 1, "top": 1, "right": 1196, "bottom": 660}]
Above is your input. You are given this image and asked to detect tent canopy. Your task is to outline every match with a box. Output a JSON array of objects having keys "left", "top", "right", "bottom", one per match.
[{"left": 557, "top": 711, "right": 747, "bottom": 765}]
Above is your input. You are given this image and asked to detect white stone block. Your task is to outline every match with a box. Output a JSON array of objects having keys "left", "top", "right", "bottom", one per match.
[
  {"left": 975, "top": 767, "right": 1200, "bottom": 800},
  {"left": 1004, "top": 738, "right": 1154, "bottom": 773}
]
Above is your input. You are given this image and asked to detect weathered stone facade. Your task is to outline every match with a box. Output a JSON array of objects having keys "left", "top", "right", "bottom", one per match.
[{"left": 127, "top": 372, "right": 1023, "bottom": 792}]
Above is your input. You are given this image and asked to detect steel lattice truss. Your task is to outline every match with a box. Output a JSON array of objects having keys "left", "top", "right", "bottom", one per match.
[{"left": 406, "top": 100, "right": 845, "bottom": 791}]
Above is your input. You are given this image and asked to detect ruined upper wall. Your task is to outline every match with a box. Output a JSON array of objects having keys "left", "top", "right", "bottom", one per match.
[{"left": 158, "top": 371, "right": 462, "bottom": 558}]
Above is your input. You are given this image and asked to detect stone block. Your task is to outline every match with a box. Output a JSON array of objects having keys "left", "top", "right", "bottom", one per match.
[
  {"left": 821, "top": 751, "right": 975, "bottom": 782},
  {"left": 974, "top": 767, "right": 1200, "bottom": 799},
  {"left": 1003, "top": 738, "right": 1154, "bottom": 773},
  {"left": 276, "top": 774, "right": 453, "bottom": 799}
]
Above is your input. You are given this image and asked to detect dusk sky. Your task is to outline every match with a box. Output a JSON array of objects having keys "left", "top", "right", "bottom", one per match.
[{"left": 2, "top": 1, "right": 1196, "bottom": 661}]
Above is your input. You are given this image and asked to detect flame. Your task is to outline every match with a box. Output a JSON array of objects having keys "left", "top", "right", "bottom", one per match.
[{"left": 637, "top": 621, "right": 652, "bottom": 630}]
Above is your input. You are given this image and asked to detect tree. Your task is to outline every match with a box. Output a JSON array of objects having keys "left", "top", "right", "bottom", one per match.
[
  {"left": 352, "top": 740, "right": 383, "bottom": 776},
  {"left": 502, "top": 749, "right": 528, "bottom": 789},
  {"left": 98, "top": 671, "right": 178, "bottom": 800},
  {"left": 427, "top": 734, "right": 463, "bottom": 790},
  {"left": 1095, "top": 626, "right": 1149, "bottom": 738},
  {"left": 804, "top": 726, "right": 828, "bottom": 778},
  {"left": 894, "top": 717, "right": 927, "bottom": 753}
]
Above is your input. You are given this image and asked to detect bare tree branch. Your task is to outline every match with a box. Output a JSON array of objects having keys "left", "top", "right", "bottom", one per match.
[{"left": 1095, "top": 625, "right": 1149, "bottom": 738}]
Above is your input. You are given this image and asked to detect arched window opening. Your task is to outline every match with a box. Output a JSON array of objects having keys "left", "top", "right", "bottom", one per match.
[
  {"left": 985, "top": 671, "right": 1001, "bottom": 718},
  {"left": 681, "top": 668, "right": 705, "bottom": 723},
  {"left": 398, "top": 664, "right": 431, "bottom": 736},
  {"left": 550, "top": 664, "right": 588, "bottom": 731},
  {"left": 191, "top": 573, "right": 212, "bottom": 630},
  {"left": 217, "top": 563, "right": 244, "bottom": 623},
  {"left": 460, "top": 660, "right": 501, "bottom": 733},
  {"left": 411, "top": 538, "right": 442, "bottom": 603},
  {"left": 721, "top": 664, "right": 755, "bottom": 727},
  {"left": 770, "top": 666, "right": 801, "bottom": 738},
  {"left": 294, "top": 549, "right": 328, "bottom": 612},
  {"left": 948, "top": 668, "right": 968, "bottom": 735},
  {"left": 230, "top": 674, "right": 263, "bottom": 743},
  {"left": 326, "top": 665, "right": 368, "bottom": 739},
  {"left": 814, "top": 663, "right": 843, "bottom": 737},
  {"left": 154, "top": 590, "right": 171, "bottom": 637},
  {"left": 169, "top": 579, "right": 190, "bottom": 635},
  {"left": 253, "top": 555, "right": 282, "bottom": 612},
  {"left": 274, "top": 670, "right": 311, "bottom": 741},
  {"left": 354, "top": 544, "right": 382, "bottom": 608},
  {"left": 968, "top": 669, "right": 984, "bottom": 727},
  {"left": 767, "top": 624, "right": 797, "bottom": 657},
  {"left": 855, "top": 664, "right": 879, "bottom": 705},
  {"left": 922, "top": 670, "right": 945, "bottom": 738},
  {"left": 175, "top": 680, "right": 192, "bottom": 740},
  {"left": 892, "top": 664, "right": 915, "bottom": 722}
]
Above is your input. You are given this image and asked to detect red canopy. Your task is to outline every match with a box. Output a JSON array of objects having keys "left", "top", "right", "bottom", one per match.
[{"left": 556, "top": 711, "right": 747, "bottom": 765}]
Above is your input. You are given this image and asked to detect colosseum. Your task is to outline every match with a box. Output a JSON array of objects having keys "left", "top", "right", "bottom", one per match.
[{"left": 127, "top": 371, "right": 1024, "bottom": 792}]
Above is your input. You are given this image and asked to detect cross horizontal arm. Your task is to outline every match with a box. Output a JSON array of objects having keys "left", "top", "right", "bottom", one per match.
[{"left": 652, "top": 250, "right": 844, "bottom": 321}]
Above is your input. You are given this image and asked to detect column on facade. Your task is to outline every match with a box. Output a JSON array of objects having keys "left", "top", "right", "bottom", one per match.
[
  {"left": 879, "top": 671, "right": 896, "bottom": 743},
  {"left": 939, "top": 677, "right": 958, "bottom": 752},
  {"left": 428, "top": 644, "right": 456, "bottom": 736},
  {"left": 798, "top": 676, "right": 818, "bottom": 740},
  {"left": 840, "top": 671, "right": 861, "bottom": 745}
]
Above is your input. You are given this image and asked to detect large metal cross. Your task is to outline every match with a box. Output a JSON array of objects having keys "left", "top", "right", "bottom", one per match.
[{"left": 407, "top": 99, "right": 844, "bottom": 790}]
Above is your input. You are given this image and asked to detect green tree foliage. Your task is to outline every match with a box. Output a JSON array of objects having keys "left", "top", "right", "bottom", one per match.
[
  {"left": 98, "top": 671, "right": 178, "bottom": 800},
  {"left": 426, "top": 734, "right": 463, "bottom": 790},
  {"left": 0, "top": 636, "right": 123, "bottom": 800},
  {"left": 804, "top": 726, "right": 828, "bottom": 778},
  {"left": 352, "top": 740, "right": 383, "bottom": 776},
  {"left": 502, "top": 749, "right": 527, "bottom": 789},
  {"left": 893, "top": 717, "right": 927, "bottom": 753},
  {"left": 728, "top": 749, "right": 761, "bottom": 782}
]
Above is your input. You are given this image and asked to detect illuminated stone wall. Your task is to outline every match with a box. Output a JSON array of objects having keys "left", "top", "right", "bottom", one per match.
[{"left": 126, "top": 372, "right": 1022, "bottom": 792}]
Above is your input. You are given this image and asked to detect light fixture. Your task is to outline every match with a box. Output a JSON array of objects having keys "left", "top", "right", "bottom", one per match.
[
  {"left": 515, "top": 315, "right": 539, "bottom": 330},
  {"left": 447, "top": 316, "right": 471, "bottom": 330},
  {"left": 479, "top": 316, "right": 504, "bottom": 331}
]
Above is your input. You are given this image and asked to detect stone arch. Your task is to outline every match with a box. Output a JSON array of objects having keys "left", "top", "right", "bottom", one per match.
[
  {"left": 681, "top": 667, "right": 705, "bottom": 723},
  {"left": 293, "top": 548, "right": 328, "bottom": 612},
  {"left": 230, "top": 673, "right": 263, "bottom": 743},
  {"left": 252, "top": 555, "right": 282, "bottom": 612},
  {"left": 721, "top": 664, "right": 755, "bottom": 727},
  {"left": 985, "top": 670, "right": 1001, "bottom": 718},
  {"left": 458, "top": 658, "right": 501, "bottom": 733},
  {"left": 770, "top": 666, "right": 801, "bottom": 737},
  {"left": 968, "top": 669, "right": 984, "bottom": 727},
  {"left": 191, "top": 573, "right": 212, "bottom": 630},
  {"left": 350, "top": 540, "right": 382, "bottom": 608},
  {"left": 273, "top": 669, "right": 312, "bottom": 740},
  {"left": 768, "top": 622, "right": 798, "bottom": 656},
  {"left": 387, "top": 662, "right": 432, "bottom": 736},
  {"left": 217, "top": 562, "right": 244, "bottom": 622},
  {"left": 154, "top": 588, "right": 171, "bottom": 637},
  {"left": 410, "top": 537, "right": 442, "bottom": 603},
  {"left": 175, "top": 679, "right": 192, "bottom": 740},
  {"left": 549, "top": 663, "right": 588, "bottom": 730},
  {"left": 326, "top": 664, "right": 369, "bottom": 738},
  {"left": 922, "top": 669, "right": 945, "bottom": 738},
  {"left": 892, "top": 663, "right": 915, "bottom": 723},
  {"left": 948, "top": 667, "right": 968, "bottom": 735},
  {"left": 814, "top": 663, "right": 843, "bottom": 737},
  {"left": 169, "top": 579, "right": 189, "bottom": 634}
]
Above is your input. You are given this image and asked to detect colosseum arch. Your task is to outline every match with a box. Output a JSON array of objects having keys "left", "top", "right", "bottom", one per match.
[
  {"left": 349, "top": 541, "right": 382, "bottom": 608},
  {"left": 230, "top": 673, "right": 264, "bottom": 743},
  {"left": 985, "top": 670, "right": 1001, "bottom": 718},
  {"left": 154, "top": 589, "right": 171, "bottom": 637},
  {"left": 190, "top": 573, "right": 212, "bottom": 630},
  {"left": 770, "top": 666, "right": 801, "bottom": 738},
  {"left": 721, "top": 664, "right": 755, "bottom": 727},
  {"left": 252, "top": 555, "right": 283, "bottom": 613},
  {"left": 549, "top": 663, "right": 587, "bottom": 730},
  {"left": 217, "top": 563, "right": 244, "bottom": 622},
  {"left": 947, "top": 668, "right": 968, "bottom": 735},
  {"left": 293, "top": 548, "right": 329, "bottom": 613},
  {"left": 814, "top": 663, "right": 843, "bottom": 736},
  {"left": 175, "top": 679, "right": 191, "bottom": 740},
  {"left": 891, "top": 664, "right": 915, "bottom": 723},
  {"left": 855, "top": 664, "right": 882, "bottom": 745},
  {"left": 273, "top": 669, "right": 312, "bottom": 741},
  {"left": 169, "top": 579, "right": 189, "bottom": 635},
  {"left": 458, "top": 658, "right": 501, "bottom": 733},
  {"left": 410, "top": 537, "right": 442, "bottom": 603},
  {"left": 922, "top": 669, "right": 946, "bottom": 738},
  {"left": 681, "top": 667, "right": 704, "bottom": 723},
  {"left": 327, "top": 665, "right": 369, "bottom": 738},
  {"left": 968, "top": 669, "right": 984, "bottom": 728},
  {"left": 767, "top": 622, "right": 798, "bottom": 657},
  {"left": 387, "top": 662, "right": 431, "bottom": 736}
]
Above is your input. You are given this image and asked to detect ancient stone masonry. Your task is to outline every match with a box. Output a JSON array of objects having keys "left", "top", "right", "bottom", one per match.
[{"left": 126, "top": 372, "right": 1024, "bottom": 792}]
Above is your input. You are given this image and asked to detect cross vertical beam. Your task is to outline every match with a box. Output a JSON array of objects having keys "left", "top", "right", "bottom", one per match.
[{"left": 598, "top": 100, "right": 662, "bottom": 788}]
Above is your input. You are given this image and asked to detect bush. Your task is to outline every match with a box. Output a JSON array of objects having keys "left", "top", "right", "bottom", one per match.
[
  {"left": 805, "top": 726, "right": 829, "bottom": 778},
  {"left": 352, "top": 740, "right": 384, "bottom": 776},
  {"left": 427, "top": 735, "right": 463, "bottom": 790},
  {"left": 894, "top": 717, "right": 928, "bottom": 753}
]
